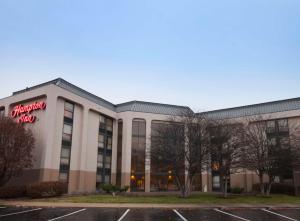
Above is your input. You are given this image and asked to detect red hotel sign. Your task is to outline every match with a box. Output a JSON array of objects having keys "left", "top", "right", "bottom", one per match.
[{"left": 11, "top": 101, "right": 46, "bottom": 123}]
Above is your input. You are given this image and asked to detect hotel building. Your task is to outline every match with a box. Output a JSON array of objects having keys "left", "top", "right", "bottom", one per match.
[{"left": 0, "top": 78, "right": 299, "bottom": 195}]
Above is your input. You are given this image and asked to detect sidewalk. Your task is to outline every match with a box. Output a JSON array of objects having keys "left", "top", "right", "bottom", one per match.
[{"left": 1, "top": 200, "right": 300, "bottom": 209}]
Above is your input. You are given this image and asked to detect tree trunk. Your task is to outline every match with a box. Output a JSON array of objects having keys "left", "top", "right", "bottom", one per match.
[
  {"left": 259, "top": 174, "right": 265, "bottom": 195},
  {"left": 224, "top": 176, "right": 228, "bottom": 198},
  {"left": 266, "top": 183, "right": 272, "bottom": 196},
  {"left": 199, "top": 173, "right": 203, "bottom": 192}
]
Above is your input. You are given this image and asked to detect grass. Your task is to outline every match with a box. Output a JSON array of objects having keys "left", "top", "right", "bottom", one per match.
[{"left": 34, "top": 193, "right": 300, "bottom": 204}]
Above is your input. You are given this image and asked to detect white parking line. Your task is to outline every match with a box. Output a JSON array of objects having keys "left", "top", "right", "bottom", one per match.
[
  {"left": 261, "top": 209, "right": 299, "bottom": 221},
  {"left": 173, "top": 209, "right": 188, "bottom": 221},
  {"left": 117, "top": 209, "right": 130, "bottom": 221},
  {"left": 48, "top": 208, "right": 86, "bottom": 221},
  {"left": 0, "top": 207, "right": 6, "bottom": 209},
  {"left": 0, "top": 208, "right": 42, "bottom": 217},
  {"left": 214, "top": 209, "right": 251, "bottom": 221}
]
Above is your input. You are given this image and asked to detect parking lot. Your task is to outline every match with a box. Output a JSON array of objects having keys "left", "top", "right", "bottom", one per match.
[{"left": 0, "top": 206, "right": 299, "bottom": 221}]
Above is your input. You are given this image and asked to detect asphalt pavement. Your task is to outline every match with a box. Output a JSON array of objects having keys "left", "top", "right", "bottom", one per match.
[{"left": 0, "top": 206, "right": 299, "bottom": 221}]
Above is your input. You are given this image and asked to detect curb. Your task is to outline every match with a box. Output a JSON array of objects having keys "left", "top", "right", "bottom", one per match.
[{"left": 1, "top": 201, "right": 300, "bottom": 209}]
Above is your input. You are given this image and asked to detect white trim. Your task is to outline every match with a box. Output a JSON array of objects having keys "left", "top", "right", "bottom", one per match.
[
  {"left": 173, "top": 209, "right": 188, "bottom": 221},
  {"left": 0, "top": 208, "right": 42, "bottom": 217},
  {"left": 48, "top": 208, "right": 86, "bottom": 221},
  {"left": 261, "top": 209, "right": 299, "bottom": 221},
  {"left": 214, "top": 209, "right": 251, "bottom": 221},
  {"left": 117, "top": 209, "right": 130, "bottom": 221}
]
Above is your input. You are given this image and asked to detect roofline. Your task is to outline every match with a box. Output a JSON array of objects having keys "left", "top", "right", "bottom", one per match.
[
  {"left": 11, "top": 78, "right": 191, "bottom": 114},
  {"left": 201, "top": 97, "right": 300, "bottom": 115},
  {"left": 116, "top": 100, "right": 191, "bottom": 110}
]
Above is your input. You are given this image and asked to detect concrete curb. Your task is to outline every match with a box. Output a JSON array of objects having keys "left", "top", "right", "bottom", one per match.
[{"left": 1, "top": 201, "right": 300, "bottom": 209}]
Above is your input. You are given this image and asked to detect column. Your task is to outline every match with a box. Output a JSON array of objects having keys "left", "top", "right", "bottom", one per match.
[
  {"left": 121, "top": 117, "right": 132, "bottom": 188},
  {"left": 145, "top": 119, "right": 152, "bottom": 192},
  {"left": 78, "top": 107, "right": 89, "bottom": 191},
  {"left": 111, "top": 119, "right": 118, "bottom": 185}
]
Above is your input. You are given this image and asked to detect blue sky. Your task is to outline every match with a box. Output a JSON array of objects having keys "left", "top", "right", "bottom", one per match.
[{"left": 0, "top": 0, "right": 300, "bottom": 111}]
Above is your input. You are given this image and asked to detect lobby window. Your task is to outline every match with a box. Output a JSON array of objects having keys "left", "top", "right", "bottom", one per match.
[
  {"left": 266, "top": 118, "right": 292, "bottom": 180},
  {"left": 0, "top": 107, "right": 4, "bottom": 117},
  {"left": 131, "top": 119, "right": 146, "bottom": 191},
  {"left": 59, "top": 101, "right": 74, "bottom": 182},
  {"left": 96, "top": 115, "right": 113, "bottom": 187},
  {"left": 116, "top": 120, "right": 123, "bottom": 186},
  {"left": 150, "top": 121, "right": 182, "bottom": 192}
]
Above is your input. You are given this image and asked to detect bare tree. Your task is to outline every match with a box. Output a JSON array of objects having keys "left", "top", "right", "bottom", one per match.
[
  {"left": 209, "top": 120, "right": 244, "bottom": 197},
  {"left": 0, "top": 116, "right": 35, "bottom": 187},
  {"left": 238, "top": 116, "right": 300, "bottom": 196},
  {"left": 151, "top": 110, "right": 210, "bottom": 197}
]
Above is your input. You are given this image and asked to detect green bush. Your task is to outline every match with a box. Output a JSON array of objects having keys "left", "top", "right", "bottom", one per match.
[
  {"left": 230, "top": 187, "right": 244, "bottom": 194},
  {"left": 0, "top": 185, "right": 27, "bottom": 199},
  {"left": 99, "top": 184, "right": 129, "bottom": 194},
  {"left": 120, "top": 185, "right": 129, "bottom": 192},
  {"left": 27, "top": 181, "right": 67, "bottom": 198},
  {"left": 252, "top": 183, "right": 295, "bottom": 195}
]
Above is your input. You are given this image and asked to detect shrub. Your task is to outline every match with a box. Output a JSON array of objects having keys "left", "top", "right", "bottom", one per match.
[
  {"left": 271, "top": 183, "right": 295, "bottom": 195},
  {"left": 120, "top": 186, "right": 129, "bottom": 192},
  {"left": 27, "top": 181, "right": 67, "bottom": 198},
  {"left": 252, "top": 183, "right": 295, "bottom": 195},
  {"left": 0, "top": 185, "right": 27, "bottom": 198},
  {"left": 99, "top": 184, "right": 129, "bottom": 195},
  {"left": 230, "top": 187, "right": 244, "bottom": 194}
]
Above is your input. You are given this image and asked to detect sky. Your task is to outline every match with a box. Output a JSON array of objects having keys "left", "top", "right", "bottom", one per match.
[{"left": 0, "top": 0, "right": 300, "bottom": 112}]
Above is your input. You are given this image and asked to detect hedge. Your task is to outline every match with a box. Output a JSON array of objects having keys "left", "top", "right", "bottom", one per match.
[
  {"left": 27, "top": 181, "right": 67, "bottom": 198},
  {"left": 252, "top": 183, "right": 295, "bottom": 195},
  {"left": 0, "top": 185, "right": 27, "bottom": 198}
]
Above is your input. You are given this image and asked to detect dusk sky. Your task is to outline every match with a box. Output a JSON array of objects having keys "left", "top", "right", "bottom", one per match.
[{"left": 0, "top": 0, "right": 300, "bottom": 112}]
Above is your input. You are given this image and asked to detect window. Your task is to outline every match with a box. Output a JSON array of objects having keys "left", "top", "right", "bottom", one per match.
[
  {"left": 61, "top": 148, "right": 70, "bottom": 158},
  {"left": 96, "top": 115, "right": 113, "bottom": 187},
  {"left": 59, "top": 101, "right": 74, "bottom": 185},
  {"left": 150, "top": 121, "right": 182, "bottom": 192},
  {"left": 116, "top": 121, "right": 123, "bottom": 186},
  {"left": 0, "top": 107, "right": 5, "bottom": 117},
  {"left": 278, "top": 119, "right": 288, "bottom": 132},
  {"left": 63, "top": 124, "right": 72, "bottom": 134},
  {"left": 131, "top": 119, "right": 146, "bottom": 192},
  {"left": 267, "top": 120, "right": 276, "bottom": 133}
]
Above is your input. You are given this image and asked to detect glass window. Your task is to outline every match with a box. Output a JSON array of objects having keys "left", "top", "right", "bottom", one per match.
[
  {"left": 62, "top": 133, "right": 72, "bottom": 141},
  {"left": 106, "top": 119, "right": 113, "bottom": 131},
  {"left": 105, "top": 162, "right": 111, "bottom": 169},
  {"left": 132, "top": 121, "right": 139, "bottom": 136},
  {"left": 278, "top": 119, "right": 288, "bottom": 132},
  {"left": 139, "top": 122, "right": 146, "bottom": 136},
  {"left": 60, "top": 158, "right": 69, "bottom": 165},
  {"left": 0, "top": 107, "right": 5, "bottom": 117},
  {"left": 59, "top": 172, "right": 68, "bottom": 181},
  {"left": 100, "top": 115, "right": 105, "bottom": 123},
  {"left": 107, "top": 137, "right": 112, "bottom": 149},
  {"left": 98, "top": 134, "right": 104, "bottom": 142},
  {"left": 97, "top": 162, "right": 103, "bottom": 168},
  {"left": 97, "top": 154, "right": 103, "bottom": 163},
  {"left": 63, "top": 124, "right": 72, "bottom": 134},
  {"left": 105, "top": 175, "right": 110, "bottom": 183},
  {"left": 65, "top": 102, "right": 74, "bottom": 112},
  {"left": 212, "top": 175, "right": 220, "bottom": 188},
  {"left": 61, "top": 148, "right": 70, "bottom": 158},
  {"left": 268, "top": 137, "right": 277, "bottom": 146},
  {"left": 98, "top": 141, "right": 104, "bottom": 148},
  {"left": 131, "top": 119, "right": 146, "bottom": 191},
  {"left": 64, "top": 110, "right": 73, "bottom": 119},
  {"left": 96, "top": 174, "right": 102, "bottom": 182}
]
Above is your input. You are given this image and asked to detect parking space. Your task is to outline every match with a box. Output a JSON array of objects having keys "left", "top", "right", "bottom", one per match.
[
  {"left": 0, "top": 206, "right": 298, "bottom": 221},
  {"left": 224, "top": 208, "right": 300, "bottom": 221}
]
